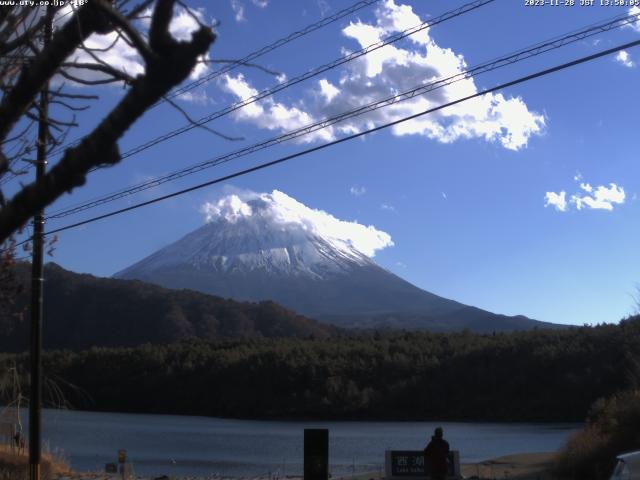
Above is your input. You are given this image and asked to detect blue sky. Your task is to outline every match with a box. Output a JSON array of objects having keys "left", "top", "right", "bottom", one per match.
[{"left": 5, "top": 0, "right": 640, "bottom": 326}]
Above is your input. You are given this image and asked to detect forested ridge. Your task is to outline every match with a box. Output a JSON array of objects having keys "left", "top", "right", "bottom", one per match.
[
  {"left": 2, "top": 317, "right": 639, "bottom": 422},
  {"left": 1, "top": 262, "right": 335, "bottom": 351}
]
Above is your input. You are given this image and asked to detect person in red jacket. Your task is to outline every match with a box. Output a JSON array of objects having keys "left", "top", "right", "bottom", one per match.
[{"left": 424, "top": 427, "right": 450, "bottom": 480}]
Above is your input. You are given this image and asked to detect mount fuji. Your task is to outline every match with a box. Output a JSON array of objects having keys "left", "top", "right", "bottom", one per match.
[{"left": 115, "top": 191, "right": 555, "bottom": 332}]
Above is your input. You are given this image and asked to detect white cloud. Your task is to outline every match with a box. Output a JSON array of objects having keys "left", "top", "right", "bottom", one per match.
[
  {"left": 61, "top": 5, "right": 211, "bottom": 88},
  {"left": 350, "top": 186, "right": 366, "bottom": 196},
  {"left": 231, "top": 0, "right": 246, "bottom": 22},
  {"left": 572, "top": 183, "right": 625, "bottom": 211},
  {"left": 61, "top": 11, "right": 144, "bottom": 83},
  {"left": 319, "top": 79, "right": 341, "bottom": 103},
  {"left": 220, "top": 0, "right": 544, "bottom": 151},
  {"left": 252, "top": 0, "right": 269, "bottom": 7},
  {"left": 200, "top": 190, "right": 393, "bottom": 257},
  {"left": 317, "top": 0, "right": 331, "bottom": 18},
  {"left": 201, "top": 194, "right": 253, "bottom": 223},
  {"left": 179, "top": 89, "right": 212, "bottom": 105},
  {"left": 380, "top": 203, "right": 396, "bottom": 212},
  {"left": 167, "top": 7, "right": 212, "bottom": 80},
  {"left": 220, "top": 73, "right": 332, "bottom": 142},
  {"left": 544, "top": 191, "right": 567, "bottom": 212},
  {"left": 627, "top": 6, "right": 640, "bottom": 33},
  {"left": 168, "top": 7, "right": 208, "bottom": 41},
  {"left": 579, "top": 182, "right": 592, "bottom": 193},
  {"left": 615, "top": 50, "right": 636, "bottom": 68},
  {"left": 545, "top": 178, "right": 625, "bottom": 213}
]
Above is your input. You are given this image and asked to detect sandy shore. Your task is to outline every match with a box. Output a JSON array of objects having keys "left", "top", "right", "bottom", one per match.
[
  {"left": 50, "top": 452, "right": 558, "bottom": 480},
  {"left": 328, "top": 452, "right": 557, "bottom": 480},
  {"left": 461, "top": 452, "right": 556, "bottom": 479},
  {"left": 331, "top": 452, "right": 556, "bottom": 480}
]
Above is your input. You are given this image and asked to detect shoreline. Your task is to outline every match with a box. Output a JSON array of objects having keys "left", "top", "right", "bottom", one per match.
[
  {"left": 23, "top": 405, "right": 585, "bottom": 424},
  {"left": 461, "top": 452, "right": 556, "bottom": 479},
  {"left": 331, "top": 453, "right": 557, "bottom": 480},
  {"left": 2, "top": 441, "right": 559, "bottom": 480},
  {"left": 51, "top": 453, "right": 557, "bottom": 480}
]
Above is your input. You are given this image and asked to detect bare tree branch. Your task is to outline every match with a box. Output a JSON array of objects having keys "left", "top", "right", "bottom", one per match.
[
  {"left": 93, "top": 1, "right": 155, "bottom": 63},
  {"left": 124, "top": 1, "right": 156, "bottom": 20},
  {"left": 0, "top": 1, "right": 112, "bottom": 173},
  {"left": 49, "top": 100, "right": 90, "bottom": 112},
  {"left": 58, "top": 69, "right": 122, "bottom": 86},
  {"left": 0, "top": 15, "right": 48, "bottom": 55},
  {"left": 49, "top": 91, "right": 99, "bottom": 100},
  {"left": 209, "top": 59, "right": 282, "bottom": 77},
  {"left": 163, "top": 95, "right": 243, "bottom": 141},
  {"left": 61, "top": 62, "right": 135, "bottom": 83},
  {"left": 0, "top": 0, "right": 216, "bottom": 243}
]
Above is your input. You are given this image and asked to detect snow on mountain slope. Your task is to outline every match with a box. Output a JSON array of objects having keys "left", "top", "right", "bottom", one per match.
[
  {"left": 117, "top": 191, "right": 387, "bottom": 279},
  {"left": 115, "top": 190, "right": 552, "bottom": 331}
]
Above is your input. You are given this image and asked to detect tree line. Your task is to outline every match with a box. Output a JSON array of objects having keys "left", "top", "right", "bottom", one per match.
[{"left": 2, "top": 316, "right": 639, "bottom": 421}]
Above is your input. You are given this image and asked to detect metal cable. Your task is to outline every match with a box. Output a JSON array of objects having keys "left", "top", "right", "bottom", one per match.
[
  {"left": 2, "top": 37, "right": 638, "bottom": 252},
  {"left": 39, "top": 0, "right": 493, "bottom": 167},
  {"left": 41, "top": 38, "right": 640, "bottom": 237},
  {"left": 46, "top": 10, "right": 640, "bottom": 220},
  {"left": 43, "top": 0, "right": 382, "bottom": 159}
]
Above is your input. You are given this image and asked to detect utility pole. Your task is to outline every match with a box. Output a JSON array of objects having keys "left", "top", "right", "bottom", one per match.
[{"left": 30, "top": 7, "right": 52, "bottom": 480}]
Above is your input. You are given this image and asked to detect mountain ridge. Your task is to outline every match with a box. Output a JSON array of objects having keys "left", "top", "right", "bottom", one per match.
[
  {"left": 115, "top": 192, "right": 557, "bottom": 332},
  {"left": 1, "top": 262, "right": 336, "bottom": 352}
]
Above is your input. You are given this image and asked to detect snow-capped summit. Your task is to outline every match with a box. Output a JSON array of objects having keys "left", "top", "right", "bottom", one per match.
[
  {"left": 120, "top": 214, "right": 372, "bottom": 281},
  {"left": 115, "top": 191, "right": 553, "bottom": 332},
  {"left": 117, "top": 190, "right": 388, "bottom": 280}
]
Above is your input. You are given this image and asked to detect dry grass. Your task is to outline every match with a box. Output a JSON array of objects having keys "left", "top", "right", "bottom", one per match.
[
  {"left": 461, "top": 452, "right": 557, "bottom": 480},
  {"left": 0, "top": 442, "right": 71, "bottom": 480},
  {"left": 553, "top": 390, "right": 640, "bottom": 480}
]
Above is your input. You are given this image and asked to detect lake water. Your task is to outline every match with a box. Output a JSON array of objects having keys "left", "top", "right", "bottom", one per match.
[{"left": 32, "top": 409, "right": 579, "bottom": 477}]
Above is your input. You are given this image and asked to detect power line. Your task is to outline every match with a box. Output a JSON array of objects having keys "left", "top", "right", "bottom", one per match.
[
  {"left": 47, "top": 9, "right": 638, "bottom": 218},
  {"left": 46, "top": 10, "right": 640, "bottom": 220},
  {"left": 163, "top": 0, "right": 381, "bottom": 103},
  {"left": 41, "top": 0, "right": 494, "bottom": 169},
  {"left": 115, "top": 0, "right": 495, "bottom": 161},
  {"left": 42, "top": 0, "right": 497, "bottom": 217},
  {"left": 41, "top": 38, "right": 640, "bottom": 238},
  {"left": 0, "top": 0, "right": 382, "bottom": 188},
  {"left": 41, "top": 0, "right": 381, "bottom": 161}
]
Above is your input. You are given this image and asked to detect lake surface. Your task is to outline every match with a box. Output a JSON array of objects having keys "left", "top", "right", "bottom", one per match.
[{"left": 32, "top": 409, "right": 579, "bottom": 477}]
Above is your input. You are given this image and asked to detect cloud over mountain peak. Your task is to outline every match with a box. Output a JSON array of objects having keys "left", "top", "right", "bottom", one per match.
[{"left": 200, "top": 190, "right": 393, "bottom": 257}]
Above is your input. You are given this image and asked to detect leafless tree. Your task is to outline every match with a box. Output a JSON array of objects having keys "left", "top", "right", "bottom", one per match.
[{"left": 0, "top": 0, "right": 216, "bottom": 244}]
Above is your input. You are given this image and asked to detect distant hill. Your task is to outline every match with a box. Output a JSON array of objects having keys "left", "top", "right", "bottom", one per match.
[
  {"left": 1, "top": 262, "right": 336, "bottom": 352},
  {"left": 322, "top": 308, "right": 552, "bottom": 333},
  {"left": 116, "top": 192, "right": 558, "bottom": 332}
]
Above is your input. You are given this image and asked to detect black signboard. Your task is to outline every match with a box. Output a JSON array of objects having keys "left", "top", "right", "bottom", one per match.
[
  {"left": 391, "top": 451, "right": 425, "bottom": 476},
  {"left": 390, "top": 450, "right": 455, "bottom": 476},
  {"left": 304, "top": 428, "right": 328, "bottom": 480}
]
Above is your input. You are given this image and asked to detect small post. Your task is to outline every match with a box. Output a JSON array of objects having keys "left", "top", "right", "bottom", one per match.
[
  {"left": 304, "top": 429, "right": 328, "bottom": 480},
  {"left": 118, "top": 448, "right": 127, "bottom": 480}
]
